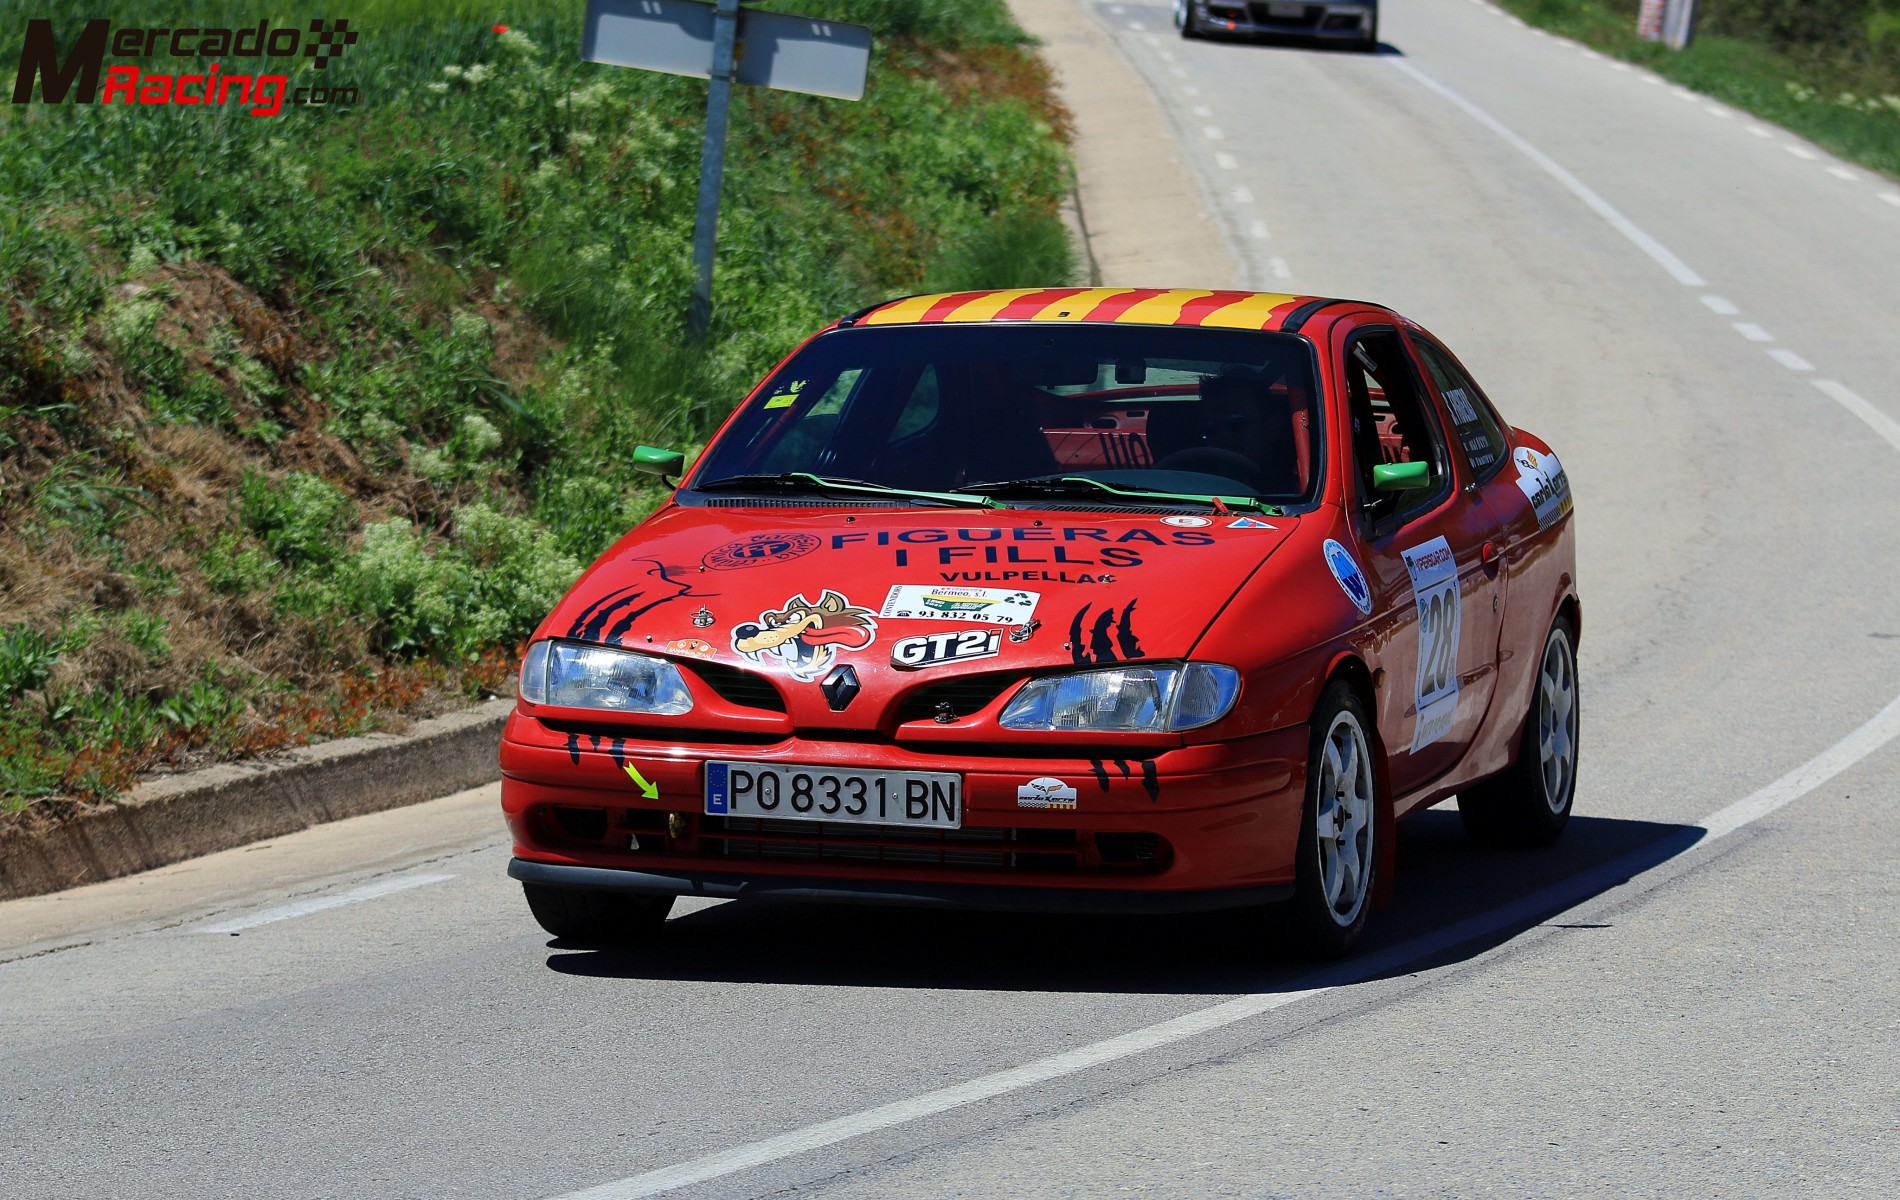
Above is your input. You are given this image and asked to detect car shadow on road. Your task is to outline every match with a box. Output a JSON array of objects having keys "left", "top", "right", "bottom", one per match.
[{"left": 543, "top": 810, "right": 1705, "bottom": 994}]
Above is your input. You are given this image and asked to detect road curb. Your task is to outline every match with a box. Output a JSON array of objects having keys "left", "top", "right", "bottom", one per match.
[{"left": 0, "top": 697, "right": 513, "bottom": 901}]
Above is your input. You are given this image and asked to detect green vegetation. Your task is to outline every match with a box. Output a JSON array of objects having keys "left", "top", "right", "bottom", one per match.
[
  {"left": 1495, "top": 1, "right": 1900, "bottom": 178},
  {"left": 0, "top": 0, "right": 1077, "bottom": 814}
]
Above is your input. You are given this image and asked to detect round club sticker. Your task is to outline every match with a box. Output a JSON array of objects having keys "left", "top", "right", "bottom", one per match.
[
  {"left": 1324, "top": 539, "right": 1373, "bottom": 615},
  {"left": 1161, "top": 515, "right": 1212, "bottom": 528}
]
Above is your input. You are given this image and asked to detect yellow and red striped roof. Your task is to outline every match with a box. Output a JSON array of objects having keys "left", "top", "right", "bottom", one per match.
[{"left": 857, "top": 288, "right": 1310, "bottom": 330}]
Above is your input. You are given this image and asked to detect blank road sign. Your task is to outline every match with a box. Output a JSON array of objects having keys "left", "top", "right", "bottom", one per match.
[
  {"left": 582, "top": 0, "right": 870, "bottom": 100},
  {"left": 733, "top": 8, "right": 870, "bottom": 101}
]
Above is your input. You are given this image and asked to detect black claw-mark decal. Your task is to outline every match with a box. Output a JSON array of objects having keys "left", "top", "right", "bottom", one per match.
[
  {"left": 608, "top": 738, "right": 627, "bottom": 768},
  {"left": 1067, "top": 602, "right": 1147, "bottom": 665},
  {"left": 1111, "top": 758, "right": 1131, "bottom": 780},
  {"left": 1087, "top": 758, "right": 1111, "bottom": 791},
  {"left": 1140, "top": 760, "right": 1159, "bottom": 803},
  {"left": 1115, "top": 598, "right": 1143, "bottom": 660},
  {"left": 566, "top": 733, "right": 581, "bottom": 765},
  {"left": 566, "top": 559, "right": 718, "bottom": 646}
]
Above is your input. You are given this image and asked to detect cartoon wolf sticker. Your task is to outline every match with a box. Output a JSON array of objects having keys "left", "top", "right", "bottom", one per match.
[{"left": 731, "top": 591, "right": 878, "bottom": 682}]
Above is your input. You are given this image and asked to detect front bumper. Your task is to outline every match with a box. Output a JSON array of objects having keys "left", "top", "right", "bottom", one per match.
[
  {"left": 1193, "top": 1, "right": 1375, "bottom": 40},
  {"left": 501, "top": 710, "right": 1310, "bottom": 912}
]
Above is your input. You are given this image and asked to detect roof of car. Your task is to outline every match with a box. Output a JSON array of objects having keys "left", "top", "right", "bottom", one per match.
[{"left": 851, "top": 288, "right": 1329, "bottom": 331}]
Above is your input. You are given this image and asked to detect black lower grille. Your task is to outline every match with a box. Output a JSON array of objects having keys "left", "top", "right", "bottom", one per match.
[
  {"left": 1248, "top": 2, "right": 1322, "bottom": 29},
  {"left": 706, "top": 816, "right": 1080, "bottom": 872},
  {"left": 687, "top": 661, "right": 787, "bottom": 712}
]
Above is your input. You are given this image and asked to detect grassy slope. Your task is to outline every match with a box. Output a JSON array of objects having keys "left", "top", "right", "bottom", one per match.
[
  {"left": 0, "top": 0, "right": 1076, "bottom": 817},
  {"left": 1495, "top": 0, "right": 1900, "bottom": 179}
]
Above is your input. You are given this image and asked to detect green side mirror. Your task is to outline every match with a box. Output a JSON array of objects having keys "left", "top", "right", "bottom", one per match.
[
  {"left": 1372, "top": 461, "right": 1430, "bottom": 492},
  {"left": 633, "top": 445, "right": 686, "bottom": 479}
]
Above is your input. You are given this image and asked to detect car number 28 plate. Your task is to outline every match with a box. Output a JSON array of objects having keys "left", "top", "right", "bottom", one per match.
[{"left": 704, "top": 762, "right": 962, "bottom": 829}]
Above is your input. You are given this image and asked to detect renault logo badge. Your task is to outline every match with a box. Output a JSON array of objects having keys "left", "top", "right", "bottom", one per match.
[{"left": 820, "top": 665, "right": 860, "bottom": 712}]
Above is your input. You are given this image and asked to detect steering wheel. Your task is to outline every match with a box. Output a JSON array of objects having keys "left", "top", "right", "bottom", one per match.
[{"left": 1153, "top": 447, "right": 1269, "bottom": 493}]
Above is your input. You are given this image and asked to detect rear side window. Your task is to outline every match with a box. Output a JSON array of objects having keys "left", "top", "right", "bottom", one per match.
[{"left": 1413, "top": 338, "right": 1508, "bottom": 481}]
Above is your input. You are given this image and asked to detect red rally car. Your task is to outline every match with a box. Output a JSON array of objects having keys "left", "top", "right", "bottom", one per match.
[{"left": 501, "top": 288, "right": 1579, "bottom": 957}]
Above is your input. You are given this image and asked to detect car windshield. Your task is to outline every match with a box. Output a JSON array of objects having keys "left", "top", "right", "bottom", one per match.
[{"left": 687, "top": 323, "right": 1323, "bottom": 508}]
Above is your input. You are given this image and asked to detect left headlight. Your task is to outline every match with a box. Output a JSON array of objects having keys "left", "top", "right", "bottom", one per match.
[
  {"left": 518, "top": 640, "right": 694, "bottom": 715},
  {"left": 999, "top": 663, "right": 1240, "bottom": 733}
]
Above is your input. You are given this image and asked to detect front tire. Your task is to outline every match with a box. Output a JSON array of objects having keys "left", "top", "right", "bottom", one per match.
[
  {"left": 1276, "top": 679, "right": 1380, "bottom": 958},
  {"left": 1458, "top": 615, "right": 1579, "bottom": 846},
  {"left": 522, "top": 883, "right": 675, "bottom": 944},
  {"left": 1176, "top": 0, "right": 1202, "bottom": 39}
]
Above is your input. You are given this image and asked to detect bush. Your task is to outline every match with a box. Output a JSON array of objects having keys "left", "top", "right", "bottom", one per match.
[{"left": 239, "top": 471, "right": 356, "bottom": 568}]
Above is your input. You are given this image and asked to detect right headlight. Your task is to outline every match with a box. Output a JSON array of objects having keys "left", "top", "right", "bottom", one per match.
[
  {"left": 518, "top": 640, "right": 693, "bottom": 715},
  {"left": 999, "top": 663, "right": 1240, "bottom": 733}
]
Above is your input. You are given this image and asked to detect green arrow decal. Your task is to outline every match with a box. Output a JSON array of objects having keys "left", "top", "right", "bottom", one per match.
[{"left": 623, "top": 762, "right": 659, "bottom": 800}]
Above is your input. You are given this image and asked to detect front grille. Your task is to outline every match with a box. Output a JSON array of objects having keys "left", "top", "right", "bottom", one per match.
[
  {"left": 894, "top": 673, "right": 1023, "bottom": 724},
  {"left": 706, "top": 816, "right": 1081, "bottom": 872},
  {"left": 686, "top": 660, "right": 787, "bottom": 712},
  {"left": 1248, "top": 2, "right": 1323, "bottom": 28}
]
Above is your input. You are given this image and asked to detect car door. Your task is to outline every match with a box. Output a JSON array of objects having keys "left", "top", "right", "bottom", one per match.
[
  {"left": 1334, "top": 325, "right": 1501, "bottom": 799},
  {"left": 1407, "top": 332, "right": 1545, "bottom": 777}
]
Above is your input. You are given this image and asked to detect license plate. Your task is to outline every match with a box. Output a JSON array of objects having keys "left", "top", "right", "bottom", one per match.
[{"left": 704, "top": 762, "right": 963, "bottom": 829}]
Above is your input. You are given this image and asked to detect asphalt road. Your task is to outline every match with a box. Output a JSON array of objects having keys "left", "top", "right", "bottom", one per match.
[{"left": 5, "top": 1, "right": 1899, "bottom": 1195}]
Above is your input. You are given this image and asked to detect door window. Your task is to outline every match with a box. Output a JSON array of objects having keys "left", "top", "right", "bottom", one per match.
[
  {"left": 1412, "top": 338, "right": 1508, "bottom": 482},
  {"left": 1343, "top": 330, "right": 1450, "bottom": 530}
]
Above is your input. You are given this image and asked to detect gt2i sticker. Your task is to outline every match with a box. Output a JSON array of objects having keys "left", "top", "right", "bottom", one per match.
[
  {"left": 1513, "top": 447, "right": 1573, "bottom": 530},
  {"left": 891, "top": 628, "right": 1003, "bottom": 670},
  {"left": 731, "top": 590, "right": 877, "bottom": 683},
  {"left": 1324, "top": 539, "right": 1373, "bottom": 616},
  {"left": 1016, "top": 776, "right": 1078, "bottom": 810},
  {"left": 880, "top": 585, "right": 1039, "bottom": 625},
  {"left": 1402, "top": 537, "right": 1461, "bottom": 753},
  {"left": 702, "top": 532, "right": 820, "bottom": 571}
]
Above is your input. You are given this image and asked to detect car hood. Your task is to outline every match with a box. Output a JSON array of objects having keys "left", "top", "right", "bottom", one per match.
[{"left": 539, "top": 504, "right": 1298, "bottom": 728}]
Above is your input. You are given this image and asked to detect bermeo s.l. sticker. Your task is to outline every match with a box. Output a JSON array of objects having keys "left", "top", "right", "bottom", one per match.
[
  {"left": 880, "top": 584, "right": 1038, "bottom": 625},
  {"left": 1402, "top": 536, "right": 1461, "bottom": 753},
  {"left": 1323, "top": 539, "right": 1373, "bottom": 616},
  {"left": 891, "top": 629, "right": 1003, "bottom": 669},
  {"left": 1016, "top": 776, "right": 1078, "bottom": 810},
  {"left": 1513, "top": 447, "right": 1573, "bottom": 530}
]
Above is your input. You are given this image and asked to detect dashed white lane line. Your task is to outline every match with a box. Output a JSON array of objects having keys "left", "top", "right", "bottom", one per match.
[
  {"left": 1170, "top": 66, "right": 1187, "bottom": 78},
  {"left": 1701, "top": 295, "right": 1741, "bottom": 315},
  {"left": 1193, "top": 104, "right": 1214, "bottom": 118},
  {"left": 1747, "top": 126, "right": 1774, "bottom": 138},
  {"left": 1231, "top": 185, "right": 1255, "bottom": 204},
  {"left": 1128, "top": 20, "right": 1147, "bottom": 31},
  {"left": 1732, "top": 322, "right": 1774, "bottom": 343},
  {"left": 1828, "top": 167, "right": 1858, "bottom": 181},
  {"left": 199, "top": 873, "right": 455, "bottom": 934},
  {"left": 1215, "top": 152, "right": 1238, "bottom": 169},
  {"left": 544, "top": 686, "right": 1900, "bottom": 1200},
  {"left": 1203, "top": 125, "right": 1226, "bottom": 140},
  {"left": 1768, "top": 347, "right": 1816, "bottom": 372},
  {"left": 1882, "top": 193, "right": 1900, "bottom": 208},
  {"left": 1704, "top": 105, "right": 1732, "bottom": 119},
  {"left": 1180, "top": 84, "right": 1198, "bottom": 96},
  {"left": 1249, "top": 219, "right": 1270, "bottom": 240},
  {"left": 1785, "top": 144, "right": 1819, "bottom": 161},
  {"left": 1267, "top": 256, "right": 1291, "bottom": 280},
  {"left": 1391, "top": 59, "right": 1706, "bottom": 286}
]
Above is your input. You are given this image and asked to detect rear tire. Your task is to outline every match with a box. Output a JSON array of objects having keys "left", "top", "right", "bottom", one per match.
[
  {"left": 1458, "top": 615, "right": 1578, "bottom": 847},
  {"left": 522, "top": 883, "right": 674, "bottom": 944},
  {"left": 1274, "top": 679, "right": 1380, "bottom": 958}
]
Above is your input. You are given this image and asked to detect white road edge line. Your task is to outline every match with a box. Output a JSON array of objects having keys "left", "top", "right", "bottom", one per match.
[
  {"left": 199, "top": 873, "right": 455, "bottom": 934},
  {"left": 1813, "top": 380, "right": 1900, "bottom": 454},
  {"left": 548, "top": 683, "right": 1900, "bottom": 1200},
  {"left": 1388, "top": 60, "right": 1707, "bottom": 286}
]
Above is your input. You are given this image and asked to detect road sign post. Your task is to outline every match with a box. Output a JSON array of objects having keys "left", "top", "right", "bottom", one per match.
[
  {"left": 581, "top": 0, "right": 872, "bottom": 339},
  {"left": 689, "top": 0, "right": 739, "bottom": 338}
]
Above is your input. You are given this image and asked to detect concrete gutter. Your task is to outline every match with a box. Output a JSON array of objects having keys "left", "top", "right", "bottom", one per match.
[{"left": 0, "top": 698, "right": 513, "bottom": 900}]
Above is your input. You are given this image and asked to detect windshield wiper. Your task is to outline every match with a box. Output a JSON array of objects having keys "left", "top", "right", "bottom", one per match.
[
  {"left": 693, "top": 472, "right": 1002, "bottom": 509},
  {"left": 953, "top": 475, "right": 1274, "bottom": 513}
]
